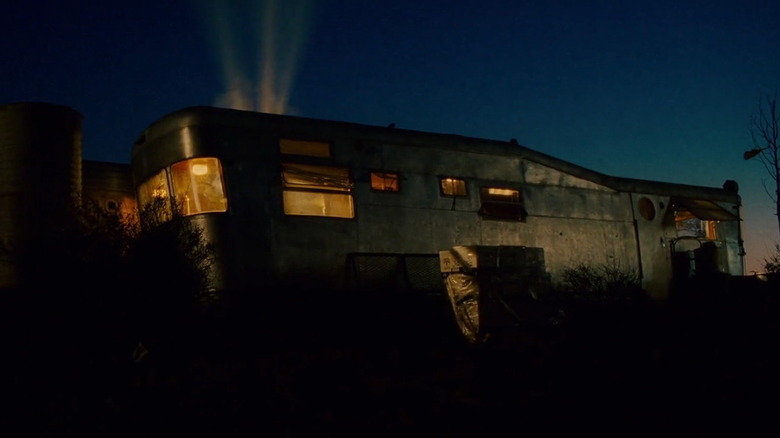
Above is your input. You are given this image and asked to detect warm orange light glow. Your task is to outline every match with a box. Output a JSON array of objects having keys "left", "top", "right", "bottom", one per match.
[
  {"left": 282, "top": 191, "right": 354, "bottom": 218},
  {"left": 705, "top": 220, "right": 718, "bottom": 240},
  {"left": 481, "top": 187, "right": 521, "bottom": 203},
  {"left": 487, "top": 188, "right": 516, "bottom": 196},
  {"left": 191, "top": 163, "right": 209, "bottom": 175},
  {"left": 440, "top": 177, "right": 467, "bottom": 196},
  {"left": 282, "top": 163, "right": 354, "bottom": 218},
  {"left": 478, "top": 187, "right": 526, "bottom": 221},
  {"left": 370, "top": 172, "right": 399, "bottom": 191},
  {"left": 171, "top": 157, "right": 228, "bottom": 216}
]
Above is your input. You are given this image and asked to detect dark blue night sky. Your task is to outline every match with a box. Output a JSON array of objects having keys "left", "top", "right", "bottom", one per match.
[{"left": 2, "top": 0, "right": 779, "bottom": 271}]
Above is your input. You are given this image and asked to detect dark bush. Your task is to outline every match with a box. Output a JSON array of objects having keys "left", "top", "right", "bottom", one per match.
[
  {"left": 558, "top": 261, "right": 645, "bottom": 301},
  {"left": 764, "top": 243, "right": 780, "bottom": 273}
]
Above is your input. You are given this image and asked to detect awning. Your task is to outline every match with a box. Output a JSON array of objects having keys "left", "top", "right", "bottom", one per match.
[{"left": 671, "top": 197, "right": 740, "bottom": 221}]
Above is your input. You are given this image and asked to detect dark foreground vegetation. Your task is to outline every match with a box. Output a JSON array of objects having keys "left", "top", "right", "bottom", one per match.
[
  {"left": 2, "top": 201, "right": 777, "bottom": 434},
  {"left": 2, "top": 274, "right": 778, "bottom": 435}
]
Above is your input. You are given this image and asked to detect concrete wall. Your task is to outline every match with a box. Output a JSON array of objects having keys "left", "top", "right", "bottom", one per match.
[{"left": 266, "top": 137, "right": 649, "bottom": 294}]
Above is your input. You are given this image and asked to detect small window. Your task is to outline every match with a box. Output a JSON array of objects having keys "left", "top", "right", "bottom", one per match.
[
  {"left": 137, "top": 169, "right": 173, "bottom": 224},
  {"left": 170, "top": 157, "right": 228, "bottom": 216},
  {"left": 478, "top": 187, "right": 527, "bottom": 221},
  {"left": 279, "top": 138, "right": 331, "bottom": 157},
  {"left": 638, "top": 197, "right": 656, "bottom": 221},
  {"left": 370, "top": 171, "right": 400, "bottom": 192},
  {"left": 282, "top": 163, "right": 354, "bottom": 218},
  {"left": 440, "top": 177, "right": 467, "bottom": 197}
]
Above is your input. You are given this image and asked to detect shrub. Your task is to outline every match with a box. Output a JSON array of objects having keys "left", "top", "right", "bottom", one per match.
[
  {"left": 130, "top": 197, "right": 217, "bottom": 319},
  {"left": 764, "top": 243, "right": 780, "bottom": 274},
  {"left": 559, "top": 261, "right": 644, "bottom": 300},
  {"left": 1, "top": 195, "right": 216, "bottom": 342}
]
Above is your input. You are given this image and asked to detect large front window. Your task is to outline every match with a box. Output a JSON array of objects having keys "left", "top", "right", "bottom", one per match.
[
  {"left": 282, "top": 163, "right": 354, "bottom": 218},
  {"left": 136, "top": 157, "right": 228, "bottom": 224},
  {"left": 170, "top": 157, "right": 228, "bottom": 216}
]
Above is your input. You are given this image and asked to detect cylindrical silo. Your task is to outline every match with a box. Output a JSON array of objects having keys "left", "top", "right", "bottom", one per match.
[{"left": 0, "top": 102, "right": 83, "bottom": 289}]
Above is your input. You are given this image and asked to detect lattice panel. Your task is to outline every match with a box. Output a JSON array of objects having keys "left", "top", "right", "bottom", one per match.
[
  {"left": 403, "top": 255, "right": 444, "bottom": 292},
  {"left": 347, "top": 253, "right": 444, "bottom": 293},
  {"left": 348, "top": 253, "right": 403, "bottom": 291}
]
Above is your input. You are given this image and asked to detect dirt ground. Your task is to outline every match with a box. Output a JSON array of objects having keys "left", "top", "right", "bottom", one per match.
[{"left": 3, "top": 282, "right": 778, "bottom": 435}]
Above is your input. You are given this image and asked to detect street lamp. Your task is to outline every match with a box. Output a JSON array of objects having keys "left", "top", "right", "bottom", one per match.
[{"left": 743, "top": 147, "right": 769, "bottom": 160}]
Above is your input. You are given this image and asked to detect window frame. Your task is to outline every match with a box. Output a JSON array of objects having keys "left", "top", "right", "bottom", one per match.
[
  {"left": 169, "top": 157, "right": 229, "bottom": 217},
  {"left": 439, "top": 176, "right": 468, "bottom": 197},
  {"left": 369, "top": 170, "right": 401, "bottom": 192},
  {"left": 477, "top": 186, "right": 527, "bottom": 222},
  {"left": 281, "top": 162, "right": 355, "bottom": 219}
]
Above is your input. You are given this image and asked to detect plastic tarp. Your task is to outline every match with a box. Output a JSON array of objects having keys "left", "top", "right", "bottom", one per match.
[
  {"left": 441, "top": 245, "right": 554, "bottom": 344},
  {"left": 443, "top": 272, "right": 484, "bottom": 344}
]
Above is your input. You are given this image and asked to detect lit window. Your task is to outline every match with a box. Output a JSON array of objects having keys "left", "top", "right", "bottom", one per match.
[
  {"left": 137, "top": 169, "right": 172, "bottom": 223},
  {"left": 370, "top": 171, "right": 400, "bottom": 192},
  {"left": 282, "top": 163, "right": 354, "bottom": 218},
  {"left": 440, "top": 177, "right": 467, "bottom": 197},
  {"left": 478, "top": 187, "right": 527, "bottom": 221},
  {"left": 279, "top": 139, "right": 331, "bottom": 157},
  {"left": 170, "top": 157, "right": 228, "bottom": 216},
  {"left": 675, "top": 211, "right": 717, "bottom": 240}
]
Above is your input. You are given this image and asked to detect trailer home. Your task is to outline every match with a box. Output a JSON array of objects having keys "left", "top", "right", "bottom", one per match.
[{"left": 130, "top": 106, "right": 744, "bottom": 300}]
